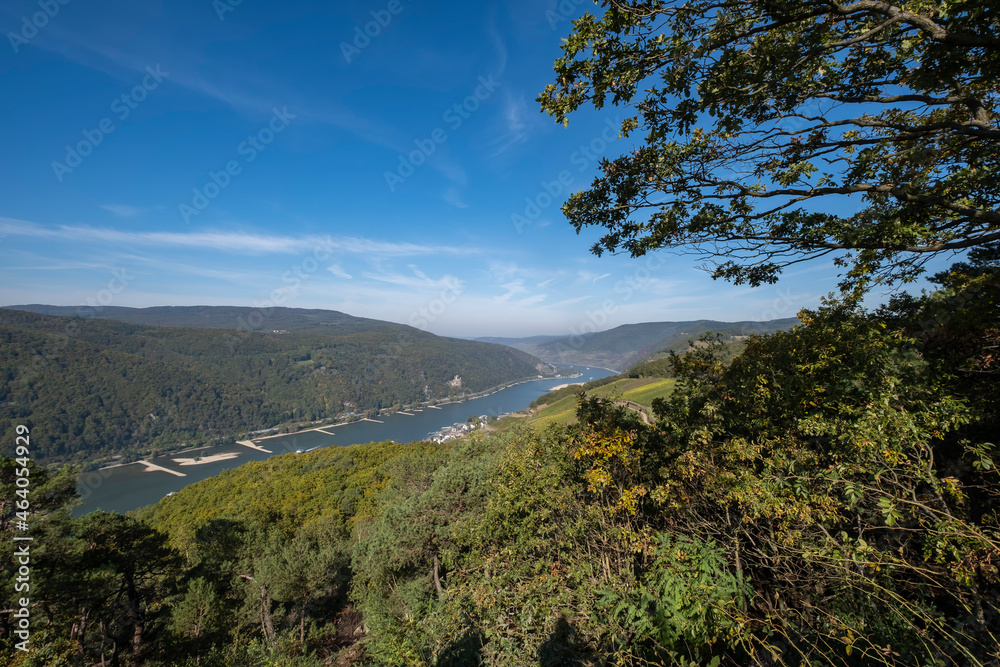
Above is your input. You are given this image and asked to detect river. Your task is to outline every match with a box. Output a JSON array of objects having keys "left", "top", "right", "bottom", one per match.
[{"left": 74, "top": 364, "right": 615, "bottom": 515}]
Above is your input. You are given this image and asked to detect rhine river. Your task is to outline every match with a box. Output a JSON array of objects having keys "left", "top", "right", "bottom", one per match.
[{"left": 74, "top": 364, "right": 615, "bottom": 515}]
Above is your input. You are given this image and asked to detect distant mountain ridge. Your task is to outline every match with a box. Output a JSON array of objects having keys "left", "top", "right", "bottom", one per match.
[
  {"left": 478, "top": 317, "right": 800, "bottom": 371},
  {"left": 6, "top": 304, "right": 402, "bottom": 335}
]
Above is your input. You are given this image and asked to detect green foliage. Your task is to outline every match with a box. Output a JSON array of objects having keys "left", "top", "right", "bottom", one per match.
[
  {"left": 625, "top": 356, "right": 676, "bottom": 378},
  {"left": 1, "top": 468, "right": 184, "bottom": 666},
  {"left": 5, "top": 262, "right": 999, "bottom": 665},
  {"left": 350, "top": 434, "right": 505, "bottom": 665},
  {"left": 639, "top": 296, "right": 1000, "bottom": 664},
  {"left": 600, "top": 533, "right": 749, "bottom": 659},
  {"left": 170, "top": 576, "right": 221, "bottom": 645},
  {"left": 138, "top": 439, "right": 445, "bottom": 546},
  {"left": 447, "top": 426, "right": 606, "bottom": 665},
  {"left": 349, "top": 264, "right": 999, "bottom": 666},
  {"left": 0, "top": 459, "right": 80, "bottom": 663},
  {"left": 539, "top": 1, "right": 1000, "bottom": 291},
  {"left": 5, "top": 628, "right": 80, "bottom": 667}
]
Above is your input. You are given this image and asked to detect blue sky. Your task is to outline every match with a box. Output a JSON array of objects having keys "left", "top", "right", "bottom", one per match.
[{"left": 0, "top": 0, "right": 951, "bottom": 337}]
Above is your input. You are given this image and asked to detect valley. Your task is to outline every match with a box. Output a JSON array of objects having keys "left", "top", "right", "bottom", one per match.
[{"left": 0, "top": 306, "right": 553, "bottom": 465}]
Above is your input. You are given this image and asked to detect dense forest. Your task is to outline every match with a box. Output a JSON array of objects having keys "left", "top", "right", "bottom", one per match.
[{"left": 0, "top": 309, "right": 548, "bottom": 464}]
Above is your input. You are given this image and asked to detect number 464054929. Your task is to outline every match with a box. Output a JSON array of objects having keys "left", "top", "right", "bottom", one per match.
[{"left": 14, "top": 425, "right": 31, "bottom": 508}]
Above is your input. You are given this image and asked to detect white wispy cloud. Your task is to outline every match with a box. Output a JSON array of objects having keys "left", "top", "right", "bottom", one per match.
[
  {"left": 29, "top": 20, "right": 393, "bottom": 144},
  {"left": 495, "top": 279, "right": 528, "bottom": 302},
  {"left": 9, "top": 258, "right": 116, "bottom": 271},
  {"left": 334, "top": 237, "right": 477, "bottom": 257},
  {"left": 100, "top": 204, "right": 149, "bottom": 217},
  {"left": 505, "top": 93, "right": 527, "bottom": 136},
  {"left": 362, "top": 265, "right": 463, "bottom": 290},
  {"left": 442, "top": 187, "right": 468, "bottom": 209},
  {"left": 486, "top": 91, "right": 531, "bottom": 157},
  {"left": 69, "top": 228, "right": 309, "bottom": 254},
  {"left": 487, "top": 9, "right": 508, "bottom": 77},
  {"left": 327, "top": 264, "right": 353, "bottom": 280},
  {"left": 487, "top": 261, "right": 519, "bottom": 283},
  {"left": 101, "top": 253, "right": 263, "bottom": 283},
  {"left": 0, "top": 217, "right": 56, "bottom": 238},
  {"left": 0, "top": 218, "right": 478, "bottom": 257},
  {"left": 576, "top": 270, "right": 611, "bottom": 285}
]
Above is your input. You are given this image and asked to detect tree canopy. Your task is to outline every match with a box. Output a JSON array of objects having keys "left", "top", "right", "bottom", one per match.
[{"left": 539, "top": 0, "right": 999, "bottom": 290}]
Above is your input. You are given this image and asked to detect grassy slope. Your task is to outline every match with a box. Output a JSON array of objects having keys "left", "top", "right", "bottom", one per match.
[{"left": 501, "top": 376, "right": 677, "bottom": 429}]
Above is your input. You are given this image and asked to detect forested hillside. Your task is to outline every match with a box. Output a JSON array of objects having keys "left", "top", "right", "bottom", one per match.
[
  {"left": 481, "top": 318, "right": 798, "bottom": 370},
  {"left": 0, "top": 309, "right": 547, "bottom": 464},
  {"left": 8, "top": 305, "right": 406, "bottom": 336}
]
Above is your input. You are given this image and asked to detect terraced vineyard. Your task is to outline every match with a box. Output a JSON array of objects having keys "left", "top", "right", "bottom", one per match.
[{"left": 500, "top": 376, "right": 677, "bottom": 428}]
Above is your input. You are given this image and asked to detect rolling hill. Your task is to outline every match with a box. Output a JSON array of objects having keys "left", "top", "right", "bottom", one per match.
[
  {"left": 479, "top": 317, "right": 799, "bottom": 370},
  {"left": 9, "top": 304, "right": 415, "bottom": 335}
]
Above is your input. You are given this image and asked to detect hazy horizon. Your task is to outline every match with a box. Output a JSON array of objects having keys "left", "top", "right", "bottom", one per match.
[
  {"left": 0, "top": 302, "right": 801, "bottom": 343},
  {"left": 0, "top": 0, "right": 951, "bottom": 337}
]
